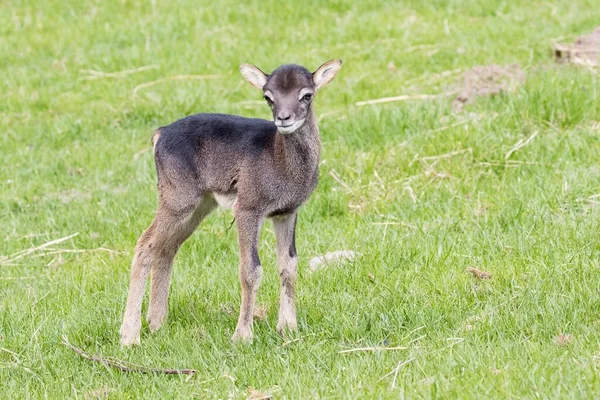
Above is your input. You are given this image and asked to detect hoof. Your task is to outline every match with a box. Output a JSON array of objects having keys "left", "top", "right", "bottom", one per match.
[
  {"left": 120, "top": 333, "right": 141, "bottom": 346},
  {"left": 120, "top": 323, "right": 141, "bottom": 346},
  {"left": 276, "top": 320, "right": 298, "bottom": 337},
  {"left": 231, "top": 328, "right": 253, "bottom": 344}
]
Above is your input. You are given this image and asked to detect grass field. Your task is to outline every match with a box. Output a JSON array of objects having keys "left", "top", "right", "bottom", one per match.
[{"left": 2, "top": 0, "right": 600, "bottom": 398}]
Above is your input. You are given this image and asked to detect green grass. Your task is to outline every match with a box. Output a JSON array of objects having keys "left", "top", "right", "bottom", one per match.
[{"left": 2, "top": 0, "right": 600, "bottom": 398}]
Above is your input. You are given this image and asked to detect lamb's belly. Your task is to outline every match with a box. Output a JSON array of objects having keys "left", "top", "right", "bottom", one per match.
[
  {"left": 214, "top": 193, "right": 237, "bottom": 209},
  {"left": 214, "top": 192, "right": 306, "bottom": 214}
]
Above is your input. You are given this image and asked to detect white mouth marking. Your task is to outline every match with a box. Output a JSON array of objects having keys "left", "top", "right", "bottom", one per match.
[{"left": 276, "top": 119, "right": 305, "bottom": 134}]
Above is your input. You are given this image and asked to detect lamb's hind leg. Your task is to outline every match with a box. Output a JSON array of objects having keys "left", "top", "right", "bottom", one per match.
[
  {"left": 147, "top": 195, "right": 217, "bottom": 332},
  {"left": 120, "top": 222, "right": 156, "bottom": 346},
  {"left": 120, "top": 195, "right": 216, "bottom": 345}
]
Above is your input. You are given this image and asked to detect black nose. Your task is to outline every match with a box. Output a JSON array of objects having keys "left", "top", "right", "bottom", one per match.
[{"left": 277, "top": 113, "right": 291, "bottom": 122}]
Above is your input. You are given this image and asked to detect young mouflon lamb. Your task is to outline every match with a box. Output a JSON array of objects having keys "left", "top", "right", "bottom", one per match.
[{"left": 120, "top": 60, "right": 342, "bottom": 345}]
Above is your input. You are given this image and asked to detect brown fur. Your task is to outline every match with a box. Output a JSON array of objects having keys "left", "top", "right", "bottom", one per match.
[{"left": 120, "top": 60, "right": 342, "bottom": 345}]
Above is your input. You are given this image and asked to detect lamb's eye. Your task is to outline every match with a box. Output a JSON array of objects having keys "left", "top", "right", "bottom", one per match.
[
  {"left": 302, "top": 93, "right": 313, "bottom": 101},
  {"left": 263, "top": 95, "right": 273, "bottom": 104}
]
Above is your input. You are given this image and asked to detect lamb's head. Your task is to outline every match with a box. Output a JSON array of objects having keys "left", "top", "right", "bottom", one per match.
[{"left": 240, "top": 60, "right": 342, "bottom": 134}]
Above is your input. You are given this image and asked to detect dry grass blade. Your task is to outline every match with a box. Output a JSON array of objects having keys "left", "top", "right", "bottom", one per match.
[
  {"left": 62, "top": 335, "right": 196, "bottom": 375},
  {"left": 355, "top": 93, "right": 447, "bottom": 106},
  {"left": 280, "top": 337, "right": 303, "bottom": 347},
  {"left": 80, "top": 64, "right": 159, "bottom": 79},
  {"left": 378, "top": 358, "right": 414, "bottom": 388},
  {"left": 577, "top": 193, "right": 600, "bottom": 204},
  {"left": 0, "top": 276, "right": 35, "bottom": 280},
  {"left": 25, "top": 248, "right": 121, "bottom": 257},
  {"left": 418, "top": 148, "right": 472, "bottom": 162},
  {"left": 328, "top": 169, "right": 351, "bottom": 191},
  {"left": 133, "top": 147, "right": 151, "bottom": 161},
  {"left": 505, "top": 131, "right": 538, "bottom": 160},
  {"left": 428, "top": 120, "right": 470, "bottom": 134},
  {"left": 371, "top": 221, "right": 417, "bottom": 229},
  {"left": 404, "top": 186, "right": 418, "bottom": 203},
  {"left": 339, "top": 346, "right": 408, "bottom": 354},
  {"left": 404, "top": 67, "right": 463, "bottom": 86},
  {"left": 132, "top": 74, "right": 221, "bottom": 97},
  {"left": 1, "top": 233, "right": 79, "bottom": 264},
  {"left": 1, "top": 347, "right": 20, "bottom": 361},
  {"left": 477, "top": 160, "right": 545, "bottom": 167}
]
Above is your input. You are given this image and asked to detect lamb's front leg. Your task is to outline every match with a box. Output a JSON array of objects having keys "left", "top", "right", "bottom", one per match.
[
  {"left": 272, "top": 212, "right": 298, "bottom": 335},
  {"left": 232, "top": 211, "right": 263, "bottom": 343}
]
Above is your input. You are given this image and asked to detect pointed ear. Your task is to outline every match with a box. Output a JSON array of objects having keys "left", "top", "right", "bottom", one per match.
[
  {"left": 313, "top": 59, "right": 342, "bottom": 90},
  {"left": 240, "top": 64, "right": 268, "bottom": 89}
]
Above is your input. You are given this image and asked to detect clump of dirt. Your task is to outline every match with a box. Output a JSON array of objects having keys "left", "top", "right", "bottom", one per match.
[
  {"left": 466, "top": 266, "right": 492, "bottom": 280},
  {"left": 452, "top": 64, "right": 525, "bottom": 109},
  {"left": 554, "top": 27, "right": 600, "bottom": 67},
  {"left": 553, "top": 333, "right": 574, "bottom": 346}
]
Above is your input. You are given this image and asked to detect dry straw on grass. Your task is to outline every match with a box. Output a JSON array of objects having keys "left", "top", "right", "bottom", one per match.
[
  {"left": 62, "top": 335, "right": 197, "bottom": 375},
  {"left": 132, "top": 74, "right": 222, "bottom": 97}
]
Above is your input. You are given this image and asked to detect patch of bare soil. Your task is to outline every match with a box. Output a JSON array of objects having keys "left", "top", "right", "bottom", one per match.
[
  {"left": 453, "top": 64, "right": 525, "bottom": 109},
  {"left": 554, "top": 27, "right": 600, "bottom": 67},
  {"left": 554, "top": 333, "right": 574, "bottom": 346}
]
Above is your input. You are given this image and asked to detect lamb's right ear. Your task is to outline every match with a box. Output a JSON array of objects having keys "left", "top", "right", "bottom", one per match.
[{"left": 240, "top": 64, "right": 268, "bottom": 89}]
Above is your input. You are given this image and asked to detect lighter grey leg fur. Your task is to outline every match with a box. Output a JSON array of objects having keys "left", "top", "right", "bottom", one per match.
[
  {"left": 120, "top": 195, "right": 216, "bottom": 346},
  {"left": 232, "top": 211, "right": 264, "bottom": 343},
  {"left": 120, "top": 223, "right": 155, "bottom": 346},
  {"left": 147, "top": 196, "right": 217, "bottom": 332},
  {"left": 273, "top": 213, "right": 298, "bottom": 335}
]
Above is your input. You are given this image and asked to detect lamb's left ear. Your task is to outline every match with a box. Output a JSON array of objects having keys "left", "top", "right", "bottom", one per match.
[{"left": 313, "top": 59, "right": 342, "bottom": 90}]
